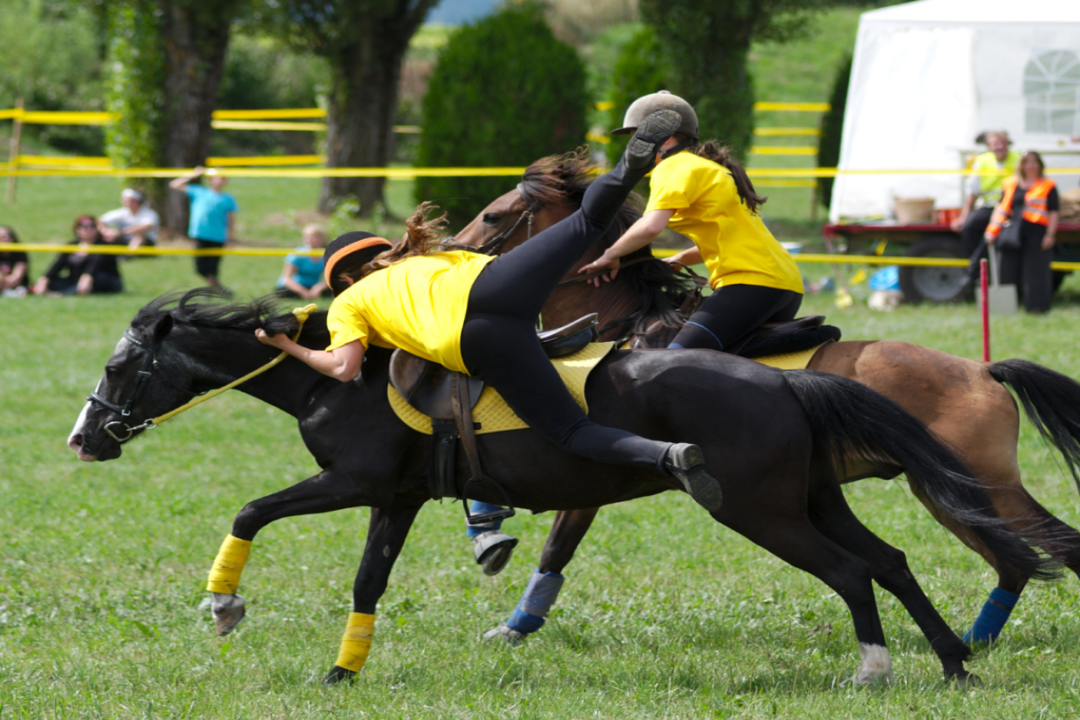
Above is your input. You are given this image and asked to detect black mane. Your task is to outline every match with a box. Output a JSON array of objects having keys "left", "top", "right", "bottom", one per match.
[{"left": 132, "top": 288, "right": 331, "bottom": 345}]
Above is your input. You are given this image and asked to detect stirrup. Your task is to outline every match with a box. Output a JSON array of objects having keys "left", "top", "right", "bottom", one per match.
[{"left": 462, "top": 476, "right": 516, "bottom": 525}]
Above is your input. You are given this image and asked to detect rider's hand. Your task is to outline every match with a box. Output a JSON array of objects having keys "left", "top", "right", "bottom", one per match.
[
  {"left": 255, "top": 328, "right": 283, "bottom": 347},
  {"left": 984, "top": 233, "right": 996, "bottom": 246},
  {"left": 577, "top": 253, "right": 620, "bottom": 287}
]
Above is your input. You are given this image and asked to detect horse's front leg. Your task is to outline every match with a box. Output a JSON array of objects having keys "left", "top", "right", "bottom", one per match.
[
  {"left": 324, "top": 502, "right": 423, "bottom": 684},
  {"left": 484, "top": 507, "right": 600, "bottom": 645},
  {"left": 206, "top": 466, "right": 395, "bottom": 636}
]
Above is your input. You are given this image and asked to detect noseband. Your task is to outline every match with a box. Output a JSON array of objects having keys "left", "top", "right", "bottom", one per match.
[{"left": 474, "top": 183, "right": 544, "bottom": 256}]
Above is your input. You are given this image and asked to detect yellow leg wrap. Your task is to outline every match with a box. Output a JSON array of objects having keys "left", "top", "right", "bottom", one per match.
[
  {"left": 334, "top": 612, "right": 375, "bottom": 673},
  {"left": 206, "top": 534, "right": 252, "bottom": 594}
]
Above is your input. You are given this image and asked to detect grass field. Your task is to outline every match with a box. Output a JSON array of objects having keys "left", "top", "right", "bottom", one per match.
[{"left": 4, "top": 232, "right": 1080, "bottom": 719}]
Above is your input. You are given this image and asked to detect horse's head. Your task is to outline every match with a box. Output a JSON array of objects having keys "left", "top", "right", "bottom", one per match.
[
  {"left": 67, "top": 310, "right": 193, "bottom": 461},
  {"left": 452, "top": 149, "right": 597, "bottom": 255}
]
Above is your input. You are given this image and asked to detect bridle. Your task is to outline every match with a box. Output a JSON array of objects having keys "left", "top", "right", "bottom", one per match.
[
  {"left": 473, "top": 183, "right": 545, "bottom": 256},
  {"left": 86, "top": 304, "right": 317, "bottom": 446},
  {"left": 87, "top": 331, "right": 193, "bottom": 443}
]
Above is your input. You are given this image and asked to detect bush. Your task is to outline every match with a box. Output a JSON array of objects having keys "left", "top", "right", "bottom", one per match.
[
  {"left": 0, "top": 0, "right": 106, "bottom": 156},
  {"left": 604, "top": 24, "right": 670, "bottom": 167},
  {"left": 817, "top": 54, "right": 852, "bottom": 211},
  {"left": 415, "top": 1, "right": 588, "bottom": 229},
  {"left": 212, "top": 34, "right": 328, "bottom": 157}
]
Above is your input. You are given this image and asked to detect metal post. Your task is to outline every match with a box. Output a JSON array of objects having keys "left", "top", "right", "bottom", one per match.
[{"left": 6, "top": 97, "right": 24, "bottom": 205}]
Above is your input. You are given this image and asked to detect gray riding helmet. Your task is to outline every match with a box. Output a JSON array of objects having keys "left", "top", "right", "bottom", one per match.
[{"left": 611, "top": 91, "right": 699, "bottom": 141}]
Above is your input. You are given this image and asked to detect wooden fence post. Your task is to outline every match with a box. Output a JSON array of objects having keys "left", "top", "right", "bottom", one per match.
[{"left": 6, "top": 97, "right": 24, "bottom": 205}]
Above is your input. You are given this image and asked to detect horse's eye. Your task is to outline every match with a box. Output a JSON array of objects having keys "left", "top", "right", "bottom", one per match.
[
  {"left": 482, "top": 213, "right": 501, "bottom": 226},
  {"left": 105, "top": 366, "right": 119, "bottom": 378}
]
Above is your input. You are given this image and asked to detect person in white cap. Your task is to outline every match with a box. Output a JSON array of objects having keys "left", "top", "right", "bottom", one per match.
[{"left": 98, "top": 188, "right": 160, "bottom": 253}]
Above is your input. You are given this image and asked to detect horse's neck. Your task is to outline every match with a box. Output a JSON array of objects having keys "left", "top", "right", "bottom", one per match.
[
  {"left": 541, "top": 243, "right": 654, "bottom": 338},
  {"left": 176, "top": 326, "right": 326, "bottom": 417}
]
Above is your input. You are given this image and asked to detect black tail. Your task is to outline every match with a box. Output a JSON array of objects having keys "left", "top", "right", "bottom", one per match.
[
  {"left": 783, "top": 370, "right": 1060, "bottom": 582},
  {"left": 988, "top": 359, "right": 1080, "bottom": 494}
]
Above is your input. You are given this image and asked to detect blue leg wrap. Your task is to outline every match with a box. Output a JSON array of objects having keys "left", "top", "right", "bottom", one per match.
[
  {"left": 466, "top": 501, "right": 506, "bottom": 537},
  {"left": 506, "top": 571, "right": 565, "bottom": 635},
  {"left": 963, "top": 587, "right": 1020, "bottom": 645}
]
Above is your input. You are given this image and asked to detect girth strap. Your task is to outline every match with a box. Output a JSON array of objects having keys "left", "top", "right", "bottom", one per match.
[{"left": 451, "top": 373, "right": 485, "bottom": 485}]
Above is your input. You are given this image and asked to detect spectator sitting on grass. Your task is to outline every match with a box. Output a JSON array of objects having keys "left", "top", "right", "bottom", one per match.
[
  {"left": 33, "top": 215, "right": 123, "bottom": 296},
  {"left": 1, "top": 225, "right": 30, "bottom": 297},
  {"left": 276, "top": 224, "right": 331, "bottom": 300},
  {"left": 98, "top": 188, "right": 160, "bottom": 253}
]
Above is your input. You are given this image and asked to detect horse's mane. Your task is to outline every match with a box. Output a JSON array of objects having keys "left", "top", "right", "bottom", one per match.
[
  {"left": 131, "top": 288, "right": 331, "bottom": 346},
  {"left": 520, "top": 149, "right": 696, "bottom": 337}
]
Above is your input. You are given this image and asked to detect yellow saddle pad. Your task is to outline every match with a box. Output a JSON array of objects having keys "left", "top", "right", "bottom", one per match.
[
  {"left": 388, "top": 342, "right": 616, "bottom": 435},
  {"left": 753, "top": 342, "right": 829, "bottom": 370}
]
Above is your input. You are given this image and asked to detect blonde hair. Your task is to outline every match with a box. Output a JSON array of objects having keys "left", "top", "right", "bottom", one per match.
[
  {"left": 302, "top": 224, "right": 328, "bottom": 244},
  {"left": 341, "top": 202, "right": 450, "bottom": 284}
]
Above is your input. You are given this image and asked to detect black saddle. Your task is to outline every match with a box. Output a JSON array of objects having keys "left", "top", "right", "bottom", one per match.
[
  {"left": 389, "top": 313, "right": 599, "bottom": 420},
  {"left": 727, "top": 315, "right": 842, "bottom": 359}
]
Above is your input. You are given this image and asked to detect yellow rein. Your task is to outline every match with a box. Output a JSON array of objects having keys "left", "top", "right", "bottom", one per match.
[{"left": 150, "top": 303, "right": 318, "bottom": 427}]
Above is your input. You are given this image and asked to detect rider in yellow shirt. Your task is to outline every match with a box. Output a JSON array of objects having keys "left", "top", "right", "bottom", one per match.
[
  {"left": 579, "top": 91, "right": 804, "bottom": 352},
  {"left": 256, "top": 110, "right": 724, "bottom": 514}
]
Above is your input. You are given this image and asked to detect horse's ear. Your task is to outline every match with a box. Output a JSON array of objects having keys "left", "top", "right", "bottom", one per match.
[{"left": 150, "top": 314, "right": 173, "bottom": 344}]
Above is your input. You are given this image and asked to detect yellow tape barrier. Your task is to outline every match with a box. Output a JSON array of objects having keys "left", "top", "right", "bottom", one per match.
[
  {"left": 4, "top": 243, "right": 1077, "bottom": 272},
  {"left": 754, "top": 102, "right": 831, "bottom": 112},
  {"left": 751, "top": 146, "right": 817, "bottom": 156},
  {"left": 4, "top": 165, "right": 1079, "bottom": 179},
  {"left": 755, "top": 128, "right": 821, "bottom": 136}
]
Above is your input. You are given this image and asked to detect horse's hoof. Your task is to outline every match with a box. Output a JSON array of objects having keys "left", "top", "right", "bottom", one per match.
[
  {"left": 482, "top": 622, "right": 526, "bottom": 646},
  {"left": 472, "top": 531, "right": 519, "bottom": 577},
  {"left": 323, "top": 666, "right": 357, "bottom": 685},
  {"left": 211, "top": 593, "right": 247, "bottom": 636}
]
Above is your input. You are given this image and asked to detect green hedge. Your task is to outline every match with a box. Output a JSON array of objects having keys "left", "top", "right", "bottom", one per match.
[
  {"left": 817, "top": 54, "right": 852, "bottom": 211},
  {"left": 604, "top": 25, "right": 670, "bottom": 167},
  {"left": 415, "top": 1, "right": 587, "bottom": 230}
]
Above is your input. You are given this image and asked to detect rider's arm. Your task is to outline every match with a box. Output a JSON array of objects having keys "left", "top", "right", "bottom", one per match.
[
  {"left": 665, "top": 246, "right": 703, "bottom": 267},
  {"left": 577, "top": 208, "right": 675, "bottom": 284},
  {"left": 256, "top": 330, "right": 365, "bottom": 382}
]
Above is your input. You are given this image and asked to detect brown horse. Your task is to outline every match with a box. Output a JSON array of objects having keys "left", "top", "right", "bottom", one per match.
[{"left": 451, "top": 150, "right": 1080, "bottom": 646}]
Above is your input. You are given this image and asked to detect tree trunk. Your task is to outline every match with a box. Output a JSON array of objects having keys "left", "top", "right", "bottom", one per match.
[
  {"left": 158, "top": 1, "right": 238, "bottom": 235},
  {"left": 318, "top": 2, "right": 437, "bottom": 217}
]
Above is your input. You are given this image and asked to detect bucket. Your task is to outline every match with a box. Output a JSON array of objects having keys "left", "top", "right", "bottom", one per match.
[{"left": 894, "top": 197, "right": 935, "bottom": 224}]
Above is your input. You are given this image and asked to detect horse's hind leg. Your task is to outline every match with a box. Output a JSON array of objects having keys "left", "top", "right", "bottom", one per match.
[
  {"left": 807, "top": 479, "right": 975, "bottom": 682},
  {"left": 484, "top": 507, "right": 600, "bottom": 645},
  {"left": 206, "top": 467, "right": 391, "bottom": 636},
  {"left": 324, "top": 502, "right": 423, "bottom": 684},
  {"left": 724, "top": 513, "right": 892, "bottom": 684}
]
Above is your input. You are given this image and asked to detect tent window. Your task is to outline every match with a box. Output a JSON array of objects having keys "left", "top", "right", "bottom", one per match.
[{"left": 1024, "top": 50, "right": 1080, "bottom": 136}]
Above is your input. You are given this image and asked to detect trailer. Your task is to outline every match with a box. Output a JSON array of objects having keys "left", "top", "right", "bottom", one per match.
[{"left": 822, "top": 221, "right": 1080, "bottom": 303}]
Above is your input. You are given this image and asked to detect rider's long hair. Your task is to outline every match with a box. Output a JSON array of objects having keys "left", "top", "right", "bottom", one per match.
[
  {"left": 675, "top": 135, "right": 768, "bottom": 214},
  {"left": 333, "top": 202, "right": 449, "bottom": 291}
]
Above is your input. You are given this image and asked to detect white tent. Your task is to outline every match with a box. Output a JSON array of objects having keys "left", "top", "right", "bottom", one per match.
[{"left": 829, "top": 0, "right": 1080, "bottom": 222}]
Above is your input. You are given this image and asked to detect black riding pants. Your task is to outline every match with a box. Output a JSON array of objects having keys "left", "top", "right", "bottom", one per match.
[
  {"left": 999, "top": 220, "right": 1053, "bottom": 313},
  {"left": 669, "top": 284, "right": 802, "bottom": 352},
  {"left": 459, "top": 159, "right": 669, "bottom": 469}
]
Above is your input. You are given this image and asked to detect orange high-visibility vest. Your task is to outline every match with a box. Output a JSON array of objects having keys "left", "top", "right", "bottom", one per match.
[{"left": 986, "top": 176, "right": 1056, "bottom": 239}]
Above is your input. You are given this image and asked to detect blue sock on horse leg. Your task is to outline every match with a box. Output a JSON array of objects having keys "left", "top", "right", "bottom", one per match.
[
  {"left": 466, "top": 501, "right": 506, "bottom": 538},
  {"left": 963, "top": 587, "right": 1020, "bottom": 645},
  {"left": 506, "top": 571, "right": 566, "bottom": 634}
]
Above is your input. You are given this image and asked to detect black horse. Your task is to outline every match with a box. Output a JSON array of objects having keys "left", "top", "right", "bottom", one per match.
[{"left": 68, "top": 289, "right": 1053, "bottom": 685}]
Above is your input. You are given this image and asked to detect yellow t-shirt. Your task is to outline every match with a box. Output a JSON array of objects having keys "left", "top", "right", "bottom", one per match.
[
  {"left": 970, "top": 150, "right": 1021, "bottom": 200},
  {"left": 644, "top": 151, "right": 804, "bottom": 294},
  {"left": 326, "top": 250, "right": 495, "bottom": 374}
]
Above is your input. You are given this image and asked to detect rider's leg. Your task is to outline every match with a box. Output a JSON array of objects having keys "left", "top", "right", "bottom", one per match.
[{"left": 668, "top": 285, "right": 802, "bottom": 351}]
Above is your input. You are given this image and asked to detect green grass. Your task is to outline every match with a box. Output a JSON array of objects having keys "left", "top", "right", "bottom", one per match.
[{"left": 4, "top": 239, "right": 1080, "bottom": 719}]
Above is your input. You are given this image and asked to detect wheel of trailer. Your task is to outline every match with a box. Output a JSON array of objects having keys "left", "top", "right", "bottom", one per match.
[{"left": 898, "top": 235, "right": 967, "bottom": 304}]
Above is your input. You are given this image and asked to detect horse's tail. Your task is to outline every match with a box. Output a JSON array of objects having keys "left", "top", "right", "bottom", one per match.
[
  {"left": 987, "top": 359, "right": 1080, "bottom": 494},
  {"left": 783, "top": 370, "right": 1060, "bottom": 582}
]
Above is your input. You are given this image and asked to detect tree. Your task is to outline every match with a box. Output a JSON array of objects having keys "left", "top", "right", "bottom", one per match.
[
  {"left": 639, "top": 0, "right": 833, "bottom": 160},
  {"left": 604, "top": 24, "right": 669, "bottom": 167},
  {"left": 258, "top": 0, "right": 439, "bottom": 217},
  {"left": 416, "top": 2, "right": 588, "bottom": 229},
  {"left": 104, "top": 0, "right": 247, "bottom": 233}
]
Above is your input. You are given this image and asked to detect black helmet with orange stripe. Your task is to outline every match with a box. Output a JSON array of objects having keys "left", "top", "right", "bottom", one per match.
[{"left": 323, "top": 231, "right": 394, "bottom": 296}]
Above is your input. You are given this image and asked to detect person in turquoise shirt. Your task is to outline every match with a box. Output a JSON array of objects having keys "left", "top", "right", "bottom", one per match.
[
  {"left": 276, "top": 224, "right": 331, "bottom": 299},
  {"left": 170, "top": 166, "right": 238, "bottom": 289}
]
